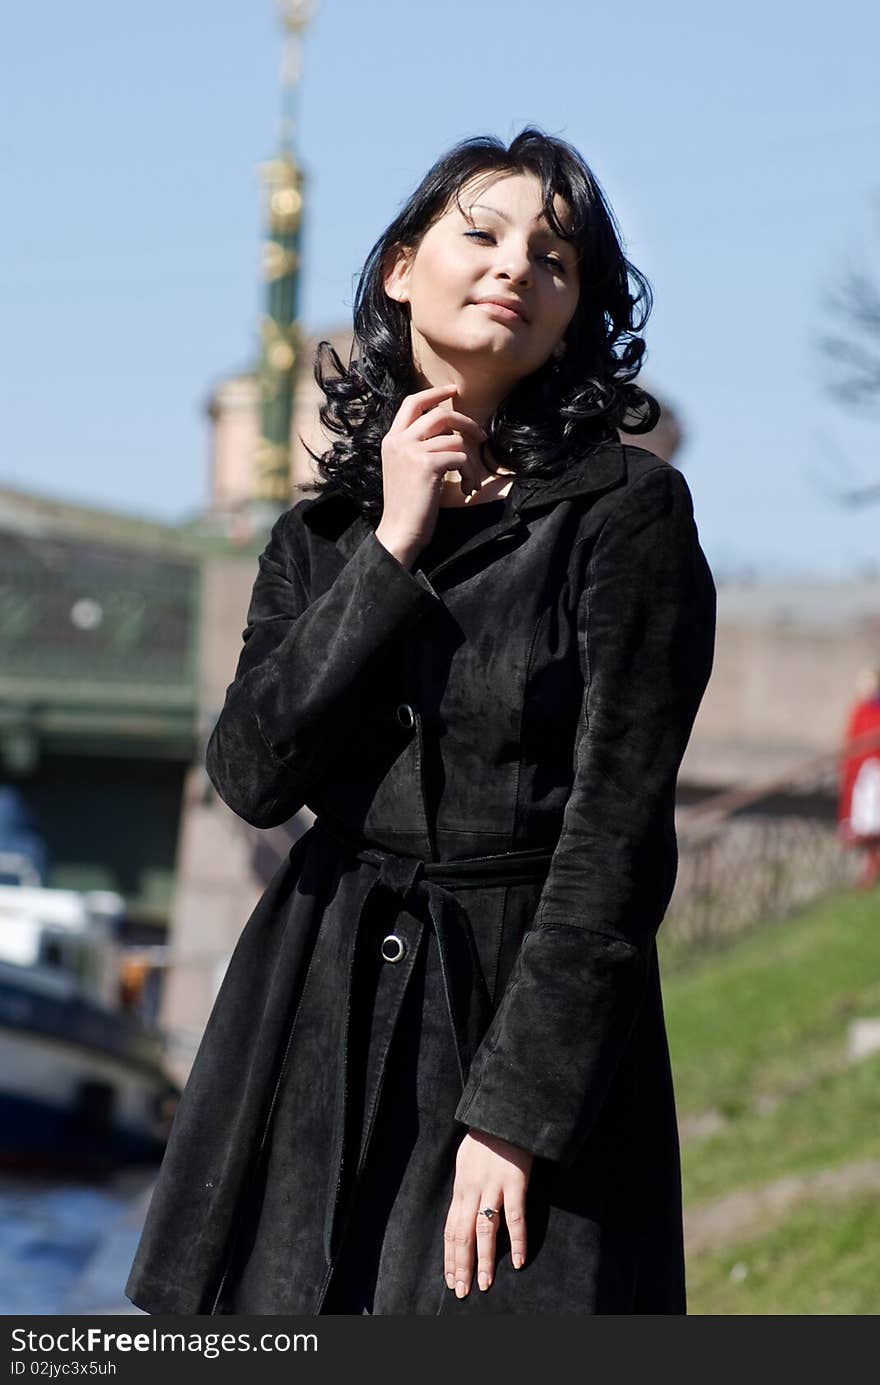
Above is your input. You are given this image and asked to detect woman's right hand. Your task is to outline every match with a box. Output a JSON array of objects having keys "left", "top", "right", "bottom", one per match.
[{"left": 375, "top": 383, "right": 491, "bottom": 568}]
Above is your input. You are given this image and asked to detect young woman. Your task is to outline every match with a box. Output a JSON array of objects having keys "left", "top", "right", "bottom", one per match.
[{"left": 126, "top": 126, "right": 716, "bottom": 1316}]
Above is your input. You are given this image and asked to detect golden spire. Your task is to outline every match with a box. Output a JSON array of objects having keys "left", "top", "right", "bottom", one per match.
[{"left": 250, "top": 1, "right": 316, "bottom": 532}]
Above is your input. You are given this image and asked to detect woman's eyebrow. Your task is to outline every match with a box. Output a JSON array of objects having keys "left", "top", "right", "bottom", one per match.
[{"left": 464, "top": 202, "right": 573, "bottom": 244}]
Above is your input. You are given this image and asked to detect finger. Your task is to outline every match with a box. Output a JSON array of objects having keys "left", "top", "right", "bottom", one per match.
[
  {"left": 443, "top": 1193, "right": 462, "bottom": 1289},
  {"left": 392, "top": 383, "right": 458, "bottom": 430},
  {"left": 411, "top": 409, "right": 486, "bottom": 444},
  {"left": 443, "top": 1188, "right": 476, "bottom": 1291},
  {"left": 475, "top": 1192, "right": 504, "bottom": 1291},
  {"left": 503, "top": 1185, "right": 528, "bottom": 1270},
  {"left": 451, "top": 1192, "right": 481, "bottom": 1298},
  {"left": 420, "top": 440, "right": 488, "bottom": 498},
  {"left": 421, "top": 431, "right": 469, "bottom": 456},
  {"left": 420, "top": 439, "right": 494, "bottom": 505},
  {"left": 422, "top": 450, "right": 471, "bottom": 483},
  {"left": 462, "top": 449, "right": 495, "bottom": 497},
  {"left": 414, "top": 412, "right": 488, "bottom": 497}
]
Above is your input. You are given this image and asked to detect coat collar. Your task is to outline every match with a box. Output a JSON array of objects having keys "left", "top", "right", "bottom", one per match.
[
  {"left": 506, "top": 440, "right": 626, "bottom": 514},
  {"left": 298, "top": 440, "right": 627, "bottom": 527},
  {"left": 296, "top": 441, "right": 629, "bottom": 585}
]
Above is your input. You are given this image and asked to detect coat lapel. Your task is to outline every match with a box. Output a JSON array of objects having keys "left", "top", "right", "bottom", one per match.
[{"left": 297, "top": 440, "right": 629, "bottom": 589}]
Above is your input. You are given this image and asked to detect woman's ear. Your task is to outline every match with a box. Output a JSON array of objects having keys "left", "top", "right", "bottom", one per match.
[{"left": 383, "top": 244, "right": 413, "bottom": 305}]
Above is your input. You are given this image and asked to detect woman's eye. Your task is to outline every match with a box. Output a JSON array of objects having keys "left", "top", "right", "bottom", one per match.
[{"left": 464, "top": 231, "right": 566, "bottom": 273}]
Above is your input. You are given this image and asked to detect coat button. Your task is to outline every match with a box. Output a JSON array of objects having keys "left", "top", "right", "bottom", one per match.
[
  {"left": 380, "top": 933, "right": 407, "bottom": 963},
  {"left": 396, "top": 703, "right": 415, "bottom": 730}
]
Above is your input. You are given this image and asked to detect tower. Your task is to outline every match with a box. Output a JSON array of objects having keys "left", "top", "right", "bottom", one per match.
[{"left": 249, "top": 0, "right": 316, "bottom": 535}]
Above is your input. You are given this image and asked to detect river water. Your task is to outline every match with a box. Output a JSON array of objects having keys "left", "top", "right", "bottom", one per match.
[{"left": 0, "top": 1169, "right": 156, "bottom": 1314}]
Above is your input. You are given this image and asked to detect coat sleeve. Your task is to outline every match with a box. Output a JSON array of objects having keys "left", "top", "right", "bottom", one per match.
[
  {"left": 205, "top": 503, "right": 441, "bottom": 829},
  {"left": 453, "top": 464, "right": 717, "bottom": 1168}
]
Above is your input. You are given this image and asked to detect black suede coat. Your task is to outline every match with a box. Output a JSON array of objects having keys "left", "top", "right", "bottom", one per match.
[{"left": 125, "top": 440, "right": 716, "bottom": 1316}]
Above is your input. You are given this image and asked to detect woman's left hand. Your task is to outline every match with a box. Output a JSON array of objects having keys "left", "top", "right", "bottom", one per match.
[{"left": 443, "top": 1129, "right": 533, "bottom": 1296}]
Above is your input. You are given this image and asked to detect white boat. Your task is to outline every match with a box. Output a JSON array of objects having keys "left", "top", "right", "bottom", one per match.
[{"left": 0, "top": 856, "right": 178, "bottom": 1170}]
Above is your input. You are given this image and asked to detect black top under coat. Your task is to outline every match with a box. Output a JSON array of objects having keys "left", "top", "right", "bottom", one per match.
[{"left": 415, "top": 497, "right": 507, "bottom": 572}]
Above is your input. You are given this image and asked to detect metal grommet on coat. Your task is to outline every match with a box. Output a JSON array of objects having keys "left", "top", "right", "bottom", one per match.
[
  {"left": 380, "top": 933, "right": 407, "bottom": 963},
  {"left": 396, "top": 702, "right": 415, "bottom": 729}
]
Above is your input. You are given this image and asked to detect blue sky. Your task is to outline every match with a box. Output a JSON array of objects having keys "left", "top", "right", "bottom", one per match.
[{"left": 3, "top": 0, "right": 879, "bottom": 579}]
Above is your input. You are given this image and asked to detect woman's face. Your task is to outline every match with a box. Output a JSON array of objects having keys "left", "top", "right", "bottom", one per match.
[{"left": 384, "top": 170, "right": 580, "bottom": 395}]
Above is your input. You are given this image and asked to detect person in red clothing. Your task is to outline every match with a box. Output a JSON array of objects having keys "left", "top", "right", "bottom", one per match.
[{"left": 838, "top": 665, "right": 880, "bottom": 889}]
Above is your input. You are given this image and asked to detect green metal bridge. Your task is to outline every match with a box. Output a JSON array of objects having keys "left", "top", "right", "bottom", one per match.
[{"left": 0, "top": 486, "right": 204, "bottom": 931}]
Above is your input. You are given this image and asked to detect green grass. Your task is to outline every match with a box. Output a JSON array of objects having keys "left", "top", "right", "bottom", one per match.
[
  {"left": 660, "top": 887, "right": 880, "bottom": 1120},
  {"left": 656, "top": 883, "right": 880, "bottom": 1311},
  {"left": 679, "top": 1049, "right": 880, "bottom": 1205},
  {"left": 686, "top": 1191, "right": 880, "bottom": 1315}
]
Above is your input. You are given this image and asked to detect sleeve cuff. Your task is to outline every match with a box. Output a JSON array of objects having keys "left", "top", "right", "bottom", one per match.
[{"left": 362, "top": 528, "right": 442, "bottom": 605}]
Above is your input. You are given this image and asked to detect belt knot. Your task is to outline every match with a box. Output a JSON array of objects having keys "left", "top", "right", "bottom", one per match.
[{"left": 375, "top": 852, "right": 425, "bottom": 901}]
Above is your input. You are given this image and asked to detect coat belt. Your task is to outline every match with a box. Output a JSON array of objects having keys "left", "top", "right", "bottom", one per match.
[{"left": 309, "top": 815, "right": 555, "bottom": 1265}]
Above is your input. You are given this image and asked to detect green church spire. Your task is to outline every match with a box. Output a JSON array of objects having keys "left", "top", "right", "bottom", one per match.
[{"left": 251, "top": 0, "right": 315, "bottom": 533}]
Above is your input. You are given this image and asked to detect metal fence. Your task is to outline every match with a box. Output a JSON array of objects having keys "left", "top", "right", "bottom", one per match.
[{"left": 663, "top": 727, "right": 880, "bottom": 964}]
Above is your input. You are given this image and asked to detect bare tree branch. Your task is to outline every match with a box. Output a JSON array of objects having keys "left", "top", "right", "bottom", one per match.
[
  {"left": 806, "top": 430, "right": 880, "bottom": 510},
  {"left": 817, "top": 221, "right": 880, "bottom": 414}
]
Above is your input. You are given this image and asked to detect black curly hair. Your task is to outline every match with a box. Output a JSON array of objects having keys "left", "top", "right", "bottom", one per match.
[{"left": 300, "top": 125, "right": 660, "bottom": 525}]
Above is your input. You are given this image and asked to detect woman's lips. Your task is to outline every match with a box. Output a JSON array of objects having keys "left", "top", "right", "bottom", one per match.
[{"left": 472, "top": 301, "right": 527, "bottom": 324}]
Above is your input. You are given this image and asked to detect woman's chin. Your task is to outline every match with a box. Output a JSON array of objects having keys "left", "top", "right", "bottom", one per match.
[{"left": 440, "top": 340, "right": 525, "bottom": 373}]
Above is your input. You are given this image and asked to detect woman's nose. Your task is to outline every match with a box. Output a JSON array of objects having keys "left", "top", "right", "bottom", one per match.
[{"left": 494, "top": 246, "right": 533, "bottom": 284}]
